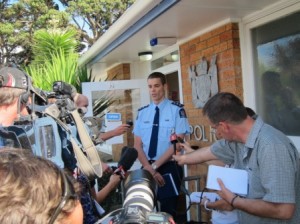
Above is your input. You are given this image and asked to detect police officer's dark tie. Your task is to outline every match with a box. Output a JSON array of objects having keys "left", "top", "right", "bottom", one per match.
[{"left": 148, "top": 106, "right": 159, "bottom": 158}]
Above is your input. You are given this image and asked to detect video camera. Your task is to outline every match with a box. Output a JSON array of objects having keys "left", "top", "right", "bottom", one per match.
[
  {"left": 1, "top": 80, "right": 103, "bottom": 171},
  {"left": 44, "top": 81, "right": 77, "bottom": 124},
  {"left": 97, "top": 169, "right": 175, "bottom": 224},
  {"left": 45, "top": 81, "right": 103, "bottom": 145},
  {"left": 52, "top": 81, "right": 75, "bottom": 96}
]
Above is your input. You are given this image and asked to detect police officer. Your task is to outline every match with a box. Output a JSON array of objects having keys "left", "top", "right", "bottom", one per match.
[{"left": 133, "top": 72, "right": 190, "bottom": 221}]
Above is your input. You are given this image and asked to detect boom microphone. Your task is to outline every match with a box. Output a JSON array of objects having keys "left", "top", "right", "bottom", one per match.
[{"left": 114, "top": 147, "right": 138, "bottom": 179}]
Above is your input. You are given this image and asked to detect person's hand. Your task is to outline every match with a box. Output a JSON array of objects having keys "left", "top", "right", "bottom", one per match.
[
  {"left": 112, "top": 124, "right": 131, "bottom": 136},
  {"left": 217, "top": 178, "right": 237, "bottom": 207},
  {"left": 172, "top": 154, "right": 186, "bottom": 166},
  {"left": 108, "top": 174, "right": 121, "bottom": 189},
  {"left": 153, "top": 172, "right": 165, "bottom": 187},
  {"left": 179, "top": 142, "right": 193, "bottom": 153},
  {"left": 143, "top": 164, "right": 165, "bottom": 187}
]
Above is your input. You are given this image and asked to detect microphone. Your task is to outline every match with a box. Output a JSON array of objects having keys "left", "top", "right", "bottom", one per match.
[
  {"left": 170, "top": 129, "right": 177, "bottom": 154},
  {"left": 114, "top": 147, "right": 138, "bottom": 179},
  {"left": 170, "top": 130, "right": 185, "bottom": 154}
]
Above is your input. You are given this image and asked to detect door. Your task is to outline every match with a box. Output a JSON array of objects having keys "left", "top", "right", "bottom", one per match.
[
  {"left": 82, "top": 79, "right": 150, "bottom": 157},
  {"left": 82, "top": 79, "right": 149, "bottom": 117}
]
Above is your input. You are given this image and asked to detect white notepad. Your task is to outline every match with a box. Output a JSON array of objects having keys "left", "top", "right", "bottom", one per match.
[{"left": 206, "top": 165, "right": 248, "bottom": 195}]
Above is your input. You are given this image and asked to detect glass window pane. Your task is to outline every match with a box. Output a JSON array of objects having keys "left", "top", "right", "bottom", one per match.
[
  {"left": 91, "top": 89, "right": 139, "bottom": 120},
  {"left": 91, "top": 89, "right": 140, "bottom": 161},
  {"left": 252, "top": 12, "right": 300, "bottom": 136},
  {"left": 151, "top": 50, "right": 179, "bottom": 70}
]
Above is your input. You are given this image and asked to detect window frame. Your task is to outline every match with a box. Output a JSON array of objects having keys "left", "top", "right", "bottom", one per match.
[{"left": 240, "top": 0, "right": 300, "bottom": 151}]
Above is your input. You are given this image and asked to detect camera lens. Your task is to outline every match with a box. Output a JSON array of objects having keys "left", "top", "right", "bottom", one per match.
[
  {"left": 123, "top": 169, "right": 157, "bottom": 212},
  {"left": 126, "top": 120, "right": 133, "bottom": 126}
]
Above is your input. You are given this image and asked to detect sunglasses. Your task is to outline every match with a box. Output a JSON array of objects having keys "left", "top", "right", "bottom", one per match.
[{"left": 48, "top": 169, "right": 78, "bottom": 224}]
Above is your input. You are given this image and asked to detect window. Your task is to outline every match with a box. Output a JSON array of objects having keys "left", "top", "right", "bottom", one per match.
[
  {"left": 252, "top": 12, "right": 300, "bottom": 136},
  {"left": 151, "top": 50, "right": 179, "bottom": 70}
]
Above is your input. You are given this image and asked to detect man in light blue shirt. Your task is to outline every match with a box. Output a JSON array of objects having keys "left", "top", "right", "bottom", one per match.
[
  {"left": 133, "top": 72, "right": 190, "bottom": 221},
  {"left": 174, "top": 92, "right": 300, "bottom": 224}
]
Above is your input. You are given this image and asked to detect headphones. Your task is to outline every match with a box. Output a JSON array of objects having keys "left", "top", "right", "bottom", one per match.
[
  {"left": 19, "top": 72, "right": 32, "bottom": 105},
  {"left": 0, "top": 67, "right": 31, "bottom": 106},
  {"left": 16, "top": 71, "right": 34, "bottom": 122}
]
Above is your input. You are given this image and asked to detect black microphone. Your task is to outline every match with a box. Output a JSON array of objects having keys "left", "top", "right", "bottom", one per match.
[{"left": 114, "top": 146, "right": 138, "bottom": 179}]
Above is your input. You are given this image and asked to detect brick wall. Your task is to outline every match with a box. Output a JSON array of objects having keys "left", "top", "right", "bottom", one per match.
[{"left": 179, "top": 22, "right": 243, "bottom": 222}]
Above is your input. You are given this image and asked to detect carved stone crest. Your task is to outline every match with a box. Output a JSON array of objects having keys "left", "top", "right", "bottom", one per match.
[{"left": 188, "top": 54, "right": 218, "bottom": 108}]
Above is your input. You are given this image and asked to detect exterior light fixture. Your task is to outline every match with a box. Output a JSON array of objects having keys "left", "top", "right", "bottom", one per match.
[
  {"left": 138, "top": 51, "right": 153, "bottom": 61},
  {"left": 171, "top": 52, "right": 179, "bottom": 61}
]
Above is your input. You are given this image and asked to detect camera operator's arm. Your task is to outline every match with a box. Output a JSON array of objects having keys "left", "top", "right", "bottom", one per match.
[
  {"left": 99, "top": 124, "right": 131, "bottom": 141},
  {"left": 95, "top": 174, "right": 121, "bottom": 204}
]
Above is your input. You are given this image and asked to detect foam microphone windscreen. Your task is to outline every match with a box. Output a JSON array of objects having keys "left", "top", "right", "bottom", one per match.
[{"left": 118, "top": 147, "right": 138, "bottom": 171}]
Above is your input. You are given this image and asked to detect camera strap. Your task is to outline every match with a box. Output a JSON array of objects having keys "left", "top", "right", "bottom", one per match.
[
  {"left": 70, "top": 110, "right": 103, "bottom": 179},
  {"left": 44, "top": 107, "right": 103, "bottom": 180}
]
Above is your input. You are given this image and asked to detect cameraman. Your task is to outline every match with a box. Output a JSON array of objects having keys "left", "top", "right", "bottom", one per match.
[
  {"left": 74, "top": 93, "right": 131, "bottom": 142},
  {"left": 0, "top": 67, "right": 117, "bottom": 223},
  {"left": 0, "top": 67, "right": 32, "bottom": 127}
]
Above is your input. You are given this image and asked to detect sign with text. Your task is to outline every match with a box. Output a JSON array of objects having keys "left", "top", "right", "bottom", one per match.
[
  {"left": 105, "top": 113, "right": 123, "bottom": 145},
  {"left": 106, "top": 113, "right": 121, "bottom": 121}
]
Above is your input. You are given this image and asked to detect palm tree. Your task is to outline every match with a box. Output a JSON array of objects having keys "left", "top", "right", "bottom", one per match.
[
  {"left": 26, "top": 29, "right": 80, "bottom": 91},
  {"left": 26, "top": 28, "right": 117, "bottom": 117}
]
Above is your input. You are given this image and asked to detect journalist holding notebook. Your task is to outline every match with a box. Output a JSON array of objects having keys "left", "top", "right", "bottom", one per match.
[{"left": 173, "top": 92, "right": 300, "bottom": 224}]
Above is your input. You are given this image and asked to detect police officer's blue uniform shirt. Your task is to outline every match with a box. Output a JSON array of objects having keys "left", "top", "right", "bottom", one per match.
[{"left": 133, "top": 98, "right": 190, "bottom": 160}]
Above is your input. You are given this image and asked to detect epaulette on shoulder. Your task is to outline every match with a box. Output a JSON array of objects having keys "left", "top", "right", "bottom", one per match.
[
  {"left": 171, "top": 101, "right": 184, "bottom": 108},
  {"left": 138, "top": 104, "right": 149, "bottom": 111}
]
